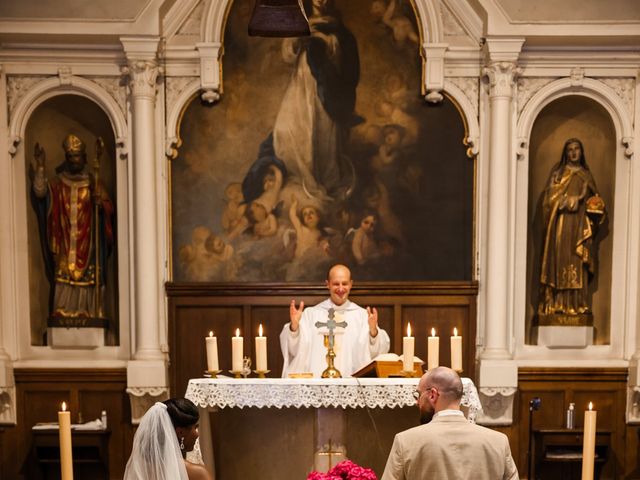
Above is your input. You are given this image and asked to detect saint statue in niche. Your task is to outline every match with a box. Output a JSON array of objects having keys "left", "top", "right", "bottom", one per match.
[
  {"left": 30, "top": 134, "right": 115, "bottom": 329},
  {"left": 537, "top": 138, "right": 606, "bottom": 327}
]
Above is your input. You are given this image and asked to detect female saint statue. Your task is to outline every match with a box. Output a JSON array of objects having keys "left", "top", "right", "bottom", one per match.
[{"left": 537, "top": 138, "right": 605, "bottom": 326}]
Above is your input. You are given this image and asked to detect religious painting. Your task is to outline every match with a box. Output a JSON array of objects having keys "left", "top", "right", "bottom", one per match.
[{"left": 171, "top": 0, "right": 474, "bottom": 283}]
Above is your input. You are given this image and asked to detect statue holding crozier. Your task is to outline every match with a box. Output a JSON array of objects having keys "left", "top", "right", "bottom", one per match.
[
  {"left": 280, "top": 264, "right": 390, "bottom": 377},
  {"left": 31, "top": 134, "right": 115, "bottom": 347},
  {"left": 536, "top": 138, "right": 606, "bottom": 330}
]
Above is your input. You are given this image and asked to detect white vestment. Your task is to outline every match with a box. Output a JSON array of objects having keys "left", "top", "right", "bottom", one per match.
[{"left": 280, "top": 299, "right": 390, "bottom": 377}]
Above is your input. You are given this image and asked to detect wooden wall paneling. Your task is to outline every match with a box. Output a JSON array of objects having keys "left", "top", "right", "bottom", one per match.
[
  {"left": 167, "top": 283, "right": 479, "bottom": 396},
  {"left": 514, "top": 368, "right": 627, "bottom": 479},
  {"left": 172, "top": 303, "right": 243, "bottom": 394},
  {"left": 3, "top": 369, "right": 132, "bottom": 480},
  {"left": 249, "top": 305, "right": 290, "bottom": 377}
]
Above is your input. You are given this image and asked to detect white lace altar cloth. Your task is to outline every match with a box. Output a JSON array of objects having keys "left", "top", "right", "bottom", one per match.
[{"left": 185, "top": 377, "right": 481, "bottom": 422}]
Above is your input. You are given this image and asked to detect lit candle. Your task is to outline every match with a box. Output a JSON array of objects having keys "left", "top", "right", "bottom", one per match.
[
  {"left": 428, "top": 328, "right": 439, "bottom": 370},
  {"left": 402, "top": 322, "right": 415, "bottom": 373},
  {"left": 232, "top": 328, "right": 243, "bottom": 372},
  {"left": 58, "top": 401, "right": 73, "bottom": 480},
  {"left": 581, "top": 402, "right": 597, "bottom": 480},
  {"left": 255, "top": 324, "right": 268, "bottom": 372},
  {"left": 205, "top": 331, "right": 219, "bottom": 372},
  {"left": 450, "top": 327, "right": 462, "bottom": 372}
]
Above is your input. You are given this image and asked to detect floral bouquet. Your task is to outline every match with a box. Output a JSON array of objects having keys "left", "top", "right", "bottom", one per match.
[{"left": 307, "top": 460, "right": 378, "bottom": 480}]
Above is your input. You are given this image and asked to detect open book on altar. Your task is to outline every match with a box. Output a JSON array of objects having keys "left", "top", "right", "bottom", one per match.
[{"left": 352, "top": 353, "right": 424, "bottom": 378}]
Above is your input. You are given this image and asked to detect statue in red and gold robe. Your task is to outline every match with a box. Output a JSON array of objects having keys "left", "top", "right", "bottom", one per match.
[{"left": 32, "top": 134, "right": 114, "bottom": 327}]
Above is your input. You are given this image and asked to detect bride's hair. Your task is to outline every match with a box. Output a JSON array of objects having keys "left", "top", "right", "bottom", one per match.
[{"left": 163, "top": 398, "right": 199, "bottom": 429}]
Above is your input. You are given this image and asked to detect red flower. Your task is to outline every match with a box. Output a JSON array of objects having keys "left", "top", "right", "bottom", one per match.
[{"left": 307, "top": 460, "right": 378, "bottom": 480}]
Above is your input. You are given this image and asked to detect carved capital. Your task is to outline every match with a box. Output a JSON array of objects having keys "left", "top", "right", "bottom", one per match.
[
  {"left": 122, "top": 61, "right": 160, "bottom": 100},
  {"left": 483, "top": 62, "right": 520, "bottom": 99}
]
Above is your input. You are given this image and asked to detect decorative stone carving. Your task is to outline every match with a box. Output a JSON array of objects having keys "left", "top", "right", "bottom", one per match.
[
  {"left": 6, "top": 75, "right": 47, "bottom": 120},
  {"left": 570, "top": 67, "right": 585, "bottom": 87},
  {"left": 483, "top": 62, "right": 521, "bottom": 98},
  {"left": 516, "top": 77, "right": 556, "bottom": 116},
  {"left": 627, "top": 387, "right": 640, "bottom": 424},
  {"left": 166, "top": 76, "right": 198, "bottom": 113},
  {"left": 126, "top": 387, "right": 170, "bottom": 424},
  {"left": 122, "top": 61, "right": 160, "bottom": 100},
  {"left": 476, "top": 386, "right": 517, "bottom": 426},
  {"left": 0, "top": 388, "right": 16, "bottom": 425},
  {"left": 601, "top": 77, "right": 635, "bottom": 119},
  {"left": 166, "top": 136, "right": 181, "bottom": 159},
  {"left": 58, "top": 66, "right": 73, "bottom": 85},
  {"left": 622, "top": 136, "right": 634, "bottom": 159},
  {"left": 516, "top": 137, "right": 528, "bottom": 161},
  {"left": 91, "top": 76, "right": 128, "bottom": 117},
  {"left": 447, "top": 77, "right": 479, "bottom": 119}
]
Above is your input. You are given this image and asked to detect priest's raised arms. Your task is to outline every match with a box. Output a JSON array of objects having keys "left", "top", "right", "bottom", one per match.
[{"left": 280, "top": 264, "right": 390, "bottom": 377}]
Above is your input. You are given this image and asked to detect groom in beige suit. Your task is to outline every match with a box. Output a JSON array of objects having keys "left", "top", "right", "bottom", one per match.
[{"left": 382, "top": 367, "right": 519, "bottom": 480}]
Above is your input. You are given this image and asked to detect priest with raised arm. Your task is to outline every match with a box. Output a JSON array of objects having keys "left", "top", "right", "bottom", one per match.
[{"left": 280, "top": 264, "right": 390, "bottom": 377}]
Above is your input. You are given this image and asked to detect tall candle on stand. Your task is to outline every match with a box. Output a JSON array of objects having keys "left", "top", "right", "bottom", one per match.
[
  {"left": 450, "top": 328, "right": 462, "bottom": 372},
  {"left": 403, "top": 322, "right": 414, "bottom": 373},
  {"left": 428, "top": 328, "right": 439, "bottom": 370},
  {"left": 581, "top": 402, "right": 597, "bottom": 480},
  {"left": 256, "top": 324, "right": 267, "bottom": 372},
  {"left": 232, "top": 328, "right": 243, "bottom": 372},
  {"left": 205, "top": 331, "right": 219, "bottom": 372},
  {"left": 58, "top": 402, "right": 73, "bottom": 480}
]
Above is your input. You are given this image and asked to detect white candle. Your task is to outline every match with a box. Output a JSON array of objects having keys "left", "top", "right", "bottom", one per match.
[
  {"left": 232, "top": 328, "right": 243, "bottom": 372},
  {"left": 450, "top": 327, "right": 462, "bottom": 372},
  {"left": 402, "top": 322, "right": 414, "bottom": 373},
  {"left": 427, "top": 328, "right": 439, "bottom": 370},
  {"left": 581, "top": 402, "right": 597, "bottom": 480},
  {"left": 256, "top": 324, "right": 268, "bottom": 372},
  {"left": 205, "top": 331, "right": 219, "bottom": 372},
  {"left": 58, "top": 402, "right": 73, "bottom": 480}
]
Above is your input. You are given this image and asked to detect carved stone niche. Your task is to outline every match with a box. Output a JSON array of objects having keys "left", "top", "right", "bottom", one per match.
[{"left": 24, "top": 94, "right": 120, "bottom": 348}]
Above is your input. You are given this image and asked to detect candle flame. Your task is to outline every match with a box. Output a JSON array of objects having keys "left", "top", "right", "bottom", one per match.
[
  {"left": 454, "top": 327, "right": 458, "bottom": 336},
  {"left": 235, "top": 328, "right": 240, "bottom": 337},
  {"left": 588, "top": 402, "right": 593, "bottom": 411},
  {"left": 431, "top": 327, "right": 436, "bottom": 337},
  {"left": 61, "top": 402, "right": 67, "bottom": 412},
  {"left": 407, "top": 322, "right": 411, "bottom": 337},
  {"left": 259, "top": 324, "right": 263, "bottom": 337},
  {"left": 209, "top": 331, "right": 214, "bottom": 337}
]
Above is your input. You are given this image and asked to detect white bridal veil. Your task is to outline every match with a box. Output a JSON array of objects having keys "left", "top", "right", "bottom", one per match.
[{"left": 123, "top": 402, "right": 189, "bottom": 480}]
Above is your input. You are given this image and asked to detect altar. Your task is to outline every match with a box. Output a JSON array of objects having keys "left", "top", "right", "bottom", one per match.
[{"left": 185, "top": 377, "right": 481, "bottom": 479}]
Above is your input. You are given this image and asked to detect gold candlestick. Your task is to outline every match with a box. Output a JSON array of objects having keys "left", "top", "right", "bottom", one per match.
[{"left": 253, "top": 369, "right": 271, "bottom": 378}]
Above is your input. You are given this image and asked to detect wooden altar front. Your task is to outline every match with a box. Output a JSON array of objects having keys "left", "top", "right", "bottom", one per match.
[{"left": 185, "top": 377, "right": 481, "bottom": 479}]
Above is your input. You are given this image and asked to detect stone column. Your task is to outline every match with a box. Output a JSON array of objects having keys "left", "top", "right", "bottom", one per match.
[
  {"left": 476, "top": 39, "right": 523, "bottom": 426},
  {"left": 121, "top": 37, "right": 168, "bottom": 423},
  {"left": 0, "top": 65, "right": 16, "bottom": 425}
]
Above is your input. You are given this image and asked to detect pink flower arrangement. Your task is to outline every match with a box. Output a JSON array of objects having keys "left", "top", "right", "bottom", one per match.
[{"left": 307, "top": 460, "right": 377, "bottom": 480}]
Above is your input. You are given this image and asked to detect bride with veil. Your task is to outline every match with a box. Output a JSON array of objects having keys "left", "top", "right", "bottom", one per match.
[{"left": 124, "top": 398, "right": 212, "bottom": 480}]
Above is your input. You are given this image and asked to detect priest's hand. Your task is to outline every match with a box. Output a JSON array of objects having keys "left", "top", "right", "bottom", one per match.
[
  {"left": 289, "top": 300, "right": 304, "bottom": 332},
  {"left": 367, "top": 306, "right": 379, "bottom": 338}
]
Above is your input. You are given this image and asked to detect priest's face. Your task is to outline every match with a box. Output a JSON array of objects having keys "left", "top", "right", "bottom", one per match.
[{"left": 326, "top": 265, "right": 352, "bottom": 306}]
